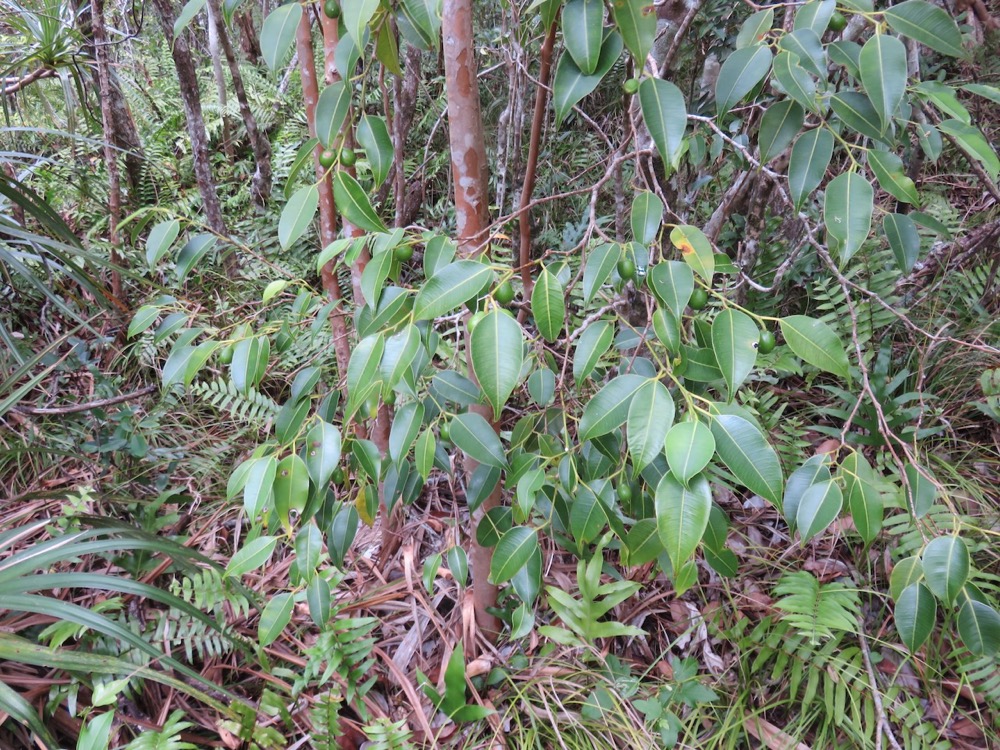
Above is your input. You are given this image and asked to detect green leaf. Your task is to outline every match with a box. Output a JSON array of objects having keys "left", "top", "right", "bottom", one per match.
[
  {"left": 303, "top": 420, "right": 342, "bottom": 493},
  {"left": 333, "top": 171, "right": 387, "bottom": 233},
  {"left": 669, "top": 225, "right": 714, "bottom": 283},
  {"left": 573, "top": 320, "right": 615, "bottom": 386},
  {"left": 716, "top": 44, "right": 772, "bottom": 117},
  {"left": 869, "top": 151, "right": 919, "bottom": 205},
  {"left": 357, "top": 115, "right": 393, "bottom": 188},
  {"left": 652, "top": 307, "right": 681, "bottom": 353},
  {"left": 184, "top": 340, "right": 218, "bottom": 387},
  {"left": 631, "top": 191, "right": 663, "bottom": 245},
  {"left": 389, "top": 401, "right": 424, "bottom": 461},
  {"left": 260, "top": 3, "right": 302, "bottom": 71},
  {"left": 937, "top": 120, "right": 1000, "bottom": 182},
  {"left": 883, "top": 213, "right": 920, "bottom": 273},
  {"left": 795, "top": 479, "right": 843, "bottom": 542},
  {"left": 225, "top": 536, "right": 277, "bottom": 578},
  {"left": 847, "top": 475, "right": 882, "bottom": 544},
  {"left": 922, "top": 536, "right": 969, "bottom": 605},
  {"left": 294, "top": 524, "right": 324, "bottom": 576},
  {"left": 528, "top": 368, "right": 555, "bottom": 406},
  {"left": 830, "top": 91, "right": 888, "bottom": 143},
  {"left": 562, "top": 0, "right": 604, "bottom": 75},
  {"left": 553, "top": 31, "right": 624, "bottom": 126},
  {"left": 307, "top": 576, "right": 331, "bottom": 626},
  {"left": 957, "top": 598, "right": 1000, "bottom": 657},
  {"left": 230, "top": 335, "right": 269, "bottom": 393},
  {"left": 415, "top": 428, "right": 436, "bottom": 481},
  {"left": 914, "top": 81, "right": 971, "bottom": 124},
  {"left": 883, "top": 0, "right": 966, "bottom": 58},
  {"left": 889, "top": 556, "right": 924, "bottom": 601},
  {"left": 578, "top": 374, "right": 646, "bottom": 443},
  {"left": 793, "top": 0, "right": 835, "bottom": 36},
  {"left": 343, "top": 0, "right": 379, "bottom": 44},
  {"left": 258, "top": 592, "right": 293, "bottom": 647},
  {"left": 783, "top": 454, "right": 831, "bottom": 524},
  {"left": 315, "top": 82, "right": 351, "bottom": 148},
  {"left": 778, "top": 315, "right": 850, "bottom": 378},
  {"left": 711, "top": 309, "right": 759, "bottom": 397},
  {"left": 145, "top": 219, "right": 180, "bottom": 268},
  {"left": 788, "top": 128, "right": 834, "bottom": 209},
  {"left": 472, "top": 310, "right": 525, "bottom": 419},
  {"left": 242, "top": 456, "right": 276, "bottom": 519},
  {"left": 736, "top": 8, "right": 773, "bottom": 49},
  {"left": 451, "top": 412, "right": 507, "bottom": 468},
  {"left": 611, "top": 0, "right": 657, "bottom": 63},
  {"left": 825, "top": 171, "right": 874, "bottom": 262},
  {"left": 639, "top": 77, "right": 687, "bottom": 170},
  {"left": 128, "top": 305, "right": 160, "bottom": 339},
  {"left": 424, "top": 234, "right": 457, "bottom": 279},
  {"left": 532, "top": 266, "right": 565, "bottom": 342},
  {"left": 627, "top": 380, "right": 675, "bottom": 474},
  {"left": 162, "top": 345, "right": 196, "bottom": 390},
  {"left": 279, "top": 185, "right": 319, "bottom": 250},
  {"left": 904, "top": 462, "right": 937, "bottom": 517},
  {"left": 273, "top": 454, "right": 309, "bottom": 527},
  {"left": 895, "top": 583, "right": 936, "bottom": 652},
  {"left": 584, "top": 242, "right": 622, "bottom": 305},
  {"left": 773, "top": 52, "right": 817, "bottom": 112},
  {"left": 963, "top": 83, "right": 1000, "bottom": 104},
  {"left": 710, "top": 414, "right": 784, "bottom": 505},
  {"left": 649, "top": 260, "right": 694, "bottom": 317},
  {"left": 346, "top": 334, "right": 385, "bottom": 406},
  {"left": 664, "top": 420, "right": 715, "bottom": 487},
  {"left": 656, "top": 473, "right": 712, "bottom": 572},
  {"left": 360, "top": 242, "right": 395, "bottom": 309},
  {"left": 379, "top": 323, "right": 421, "bottom": 392},
  {"left": 859, "top": 33, "right": 907, "bottom": 130},
  {"left": 490, "top": 526, "right": 539, "bottom": 584},
  {"left": 414, "top": 260, "right": 494, "bottom": 320},
  {"left": 570, "top": 489, "right": 607, "bottom": 544},
  {"left": 175, "top": 234, "right": 217, "bottom": 282}
]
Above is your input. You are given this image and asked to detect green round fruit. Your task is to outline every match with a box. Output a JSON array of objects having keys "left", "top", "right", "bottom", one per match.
[
  {"left": 828, "top": 10, "right": 847, "bottom": 32},
  {"left": 319, "top": 149, "right": 337, "bottom": 169},
  {"left": 393, "top": 244, "right": 414, "bottom": 262},
  {"left": 384, "top": 390, "right": 397, "bottom": 406},
  {"left": 617, "top": 257, "right": 636, "bottom": 281},
  {"left": 340, "top": 148, "right": 356, "bottom": 167},
  {"left": 218, "top": 344, "right": 234, "bottom": 365},
  {"left": 323, "top": 0, "right": 341, "bottom": 19},
  {"left": 495, "top": 281, "right": 515, "bottom": 305},
  {"left": 623, "top": 77, "right": 640, "bottom": 95},
  {"left": 439, "top": 420, "right": 451, "bottom": 442},
  {"left": 331, "top": 467, "right": 345, "bottom": 485},
  {"left": 617, "top": 483, "right": 633, "bottom": 502},
  {"left": 468, "top": 310, "right": 488, "bottom": 332},
  {"left": 758, "top": 330, "right": 777, "bottom": 354},
  {"left": 689, "top": 288, "right": 709, "bottom": 310}
]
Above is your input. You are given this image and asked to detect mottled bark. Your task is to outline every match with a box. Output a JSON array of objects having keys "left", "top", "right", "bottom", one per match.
[
  {"left": 442, "top": 0, "right": 501, "bottom": 641},
  {"left": 151, "top": 0, "right": 228, "bottom": 240}
]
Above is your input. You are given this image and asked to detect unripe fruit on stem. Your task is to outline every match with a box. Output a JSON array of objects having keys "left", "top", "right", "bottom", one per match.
[
  {"left": 468, "top": 310, "right": 487, "bottom": 332},
  {"left": 623, "top": 77, "right": 640, "bottom": 95},
  {"left": 828, "top": 11, "right": 847, "bottom": 32},
  {"left": 384, "top": 390, "right": 397, "bottom": 406},
  {"left": 393, "top": 244, "right": 414, "bottom": 262},
  {"left": 340, "top": 148, "right": 356, "bottom": 167},
  {"left": 494, "top": 280, "right": 515, "bottom": 305},
  {"left": 617, "top": 257, "right": 636, "bottom": 280},
  {"left": 689, "top": 288, "right": 708, "bottom": 310},
  {"left": 617, "top": 483, "right": 633, "bottom": 502},
  {"left": 323, "top": 0, "right": 341, "bottom": 19},
  {"left": 438, "top": 420, "right": 451, "bottom": 442},
  {"left": 319, "top": 149, "right": 337, "bottom": 169},
  {"left": 758, "top": 330, "right": 776, "bottom": 354},
  {"left": 331, "top": 467, "right": 345, "bottom": 485}
]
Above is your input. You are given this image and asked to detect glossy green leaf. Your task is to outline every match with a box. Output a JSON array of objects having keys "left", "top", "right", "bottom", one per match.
[
  {"left": 789, "top": 128, "right": 834, "bottom": 209},
  {"left": 389, "top": 402, "right": 424, "bottom": 461},
  {"left": 883, "top": 213, "right": 920, "bottom": 273},
  {"left": 279, "top": 185, "right": 319, "bottom": 250},
  {"left": 346, "top": 334, "right": 385, "bottom": 405},
  {"left": 303, "top": 420, "right": 341, "bottom": 491},
  {"left": 273, "top": 454, "right": 309, "bottom": 527},
  {"left": 472, "top": 310, "right": 525, "bottom": 419},
  {"left": 783, "top": 454, "right": 831, "bottom": 525},
  {"left": 648, "top": 260, "right": 694, "bottom": 317},
  {"left": 773, "top": 52, "right": 817, "bottom": 112},
  {"left": 333, "top": 171, "right": 387, "bottom": 233},
  {"left": 261, "top": 3, "right": 302, "bottom": 71},
  {"left": 639, "top": 77, "right": 687, "bottom": 170},
  {"left": 711, "top": 309, "right": 759, "bottom": 397},
  {"left": 859, "top": 33, "right": 906, "bottom": 129},
  {"left": 904, "top": 463, "right": 937, "bottom": 517},
  {"left": 563, "top": 0, "right": 604, "bottom": 75},
  {"left": 736, "top": 9, "right": 773, "bottom": 49},
  {"left": 243, "top": 456, "right": 276, "bottom": 519},
  {"left": 778, "top": 28, "right": 826, "bottom": 77},
  {"left": 847, "top": 475, "right": 882, "bottom": 543},
  {"left": 896, "top": 583, "right": 936, "bottom": 652},
  {"left": 656, "top": 473, "right": 712, "bottom": 572},
  {"left": 778, "top": 316, "right": 849, "bottom": 378},
  {"left": 343, "top": 0, "right": 379, "bottom": 45},
  {"left": 175, "top": 234, "right": 216, "bottom": 282},
  {"left": 664, "top": 420, "right": 715, "bottom": 487},
  {"left": 570, "top": 488, "right": 607, "bottom": 544},
  {"left": 145, "top": 219, "right": 180, "bottom": 268},
  {"left": 830, "top": 91, "right": 887, "bottom": 143},
  {"left": 825, "top": 171, "right": 874, "bottom": 262},
  {"left": 631, "top": 190, "right": 664, "bottom": 245},
  {"left": 759, "top": 100, "right": 804, "bottom": 163},
  {"left": 578, "top": 374, "right": 646, "bottom": 443},
  {"left": 415, "top": 428, "right": 435, "bottom": 481},
  {"left": 938, "top": 120, "right": 1000, "bottom": 181},
  {"left": 869, "top": 151, "right": 919, "bottom": 205},
  {"left": 890, "top": 557, "right": 924, "bottom": 601},
  {"left": 360, "top": 242, "right": 395, "bottom": 308},
  {"left": 710, "top": 414, "right": 783, "bottom": 505},
  {"left": 315, "top": 81, "right": 351, "bottom": 148},
  {"left": 490, "top": 526, "right": 539, "bottom": 584},
  {"left": 795, "top": 479, "right": 843, "bottom": 543},
  {"left": 532, "top": 266, "right": 565, "bottom": 342},
  {"left": 583, "top": 242, "right": 622, "bottom": 304},
  {"left": 716, "top": 44, "right": 772, "bottom": 117},
  {"left": 627, "top": 380, "right": 675, "bottom": 474},
  {"left": 225, "top": 535, "right": 277, "bottom": 578},
  {"left": 611, "top": 0, "right": 656, "bottom": 63},
  {"left": 793, "top": 0, "right": 835, "bottom": 36},
  {"left": 883, "top": 0, "right": 966, "bottom": 58},
  {"left": 451, "top": 412, "right": 507, "bottom": 468},
  {"left": 553, "top": 31, "right": 624, "bottom": 126},
  {"left": 652, "top": 307, "right": 681, "bottom": 353},
  {"left": 573, "top": 320, "right": 614, "bottom": 386},
  {"left": 258, "top": 592, "right": 293, "bottom": 647},
  {"left": 230, "top": 335, "right": 269, "bottom": 393},
  {"left": 669, "top": 225, "right": 714, "bottom": 283},
  {"left": 162, "top": 345, "right": 196, "bottom": 390},
  {"left": 964, "top": 83, "right": 1000, "bottom": 104},
  {"left": 922, "top": 535, "right": 969, "bottom": 605},
  {"left": 624, "top": 519, "right": 664, "bottom": 566},
  {"left": 957, "top": 598, "right": 1000, "bottom": 656},
  {"left": 915, "top": 81, "right": 970, "bottom": 124},
  {"left": 357, "top": 115, "right": 393, "bottom": 187},
  {"left": 414, "top": 260, "right": 494, "bottom": 320},
  {"left": 379, "top": 324, "right": 421, "bottom": 392}
]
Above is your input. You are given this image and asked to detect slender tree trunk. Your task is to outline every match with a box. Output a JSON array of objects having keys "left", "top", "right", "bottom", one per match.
[
  {"left": 206, "top": 0, "right": 234, "bottom": 161},
  {"left": 92, "top": 0, "right": 124, "bottom": 303},
  {"left": 151, "top": 0, "right": 228, "bottom": 242},
  {"left": 206, "top": 0, "right": 272, "bottom": 205},
  {"left": 442, "top": 0, "right": 502, "bottom": 641}
]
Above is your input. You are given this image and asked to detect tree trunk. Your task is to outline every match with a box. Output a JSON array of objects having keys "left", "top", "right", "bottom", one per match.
[
  {"left": 206, "top": 0, "right": 234, "bottom": 161},
  {"left": 442, "top": 0, "right": 502, "bottom": 641},
  {"left": 206, "top": 0, "right": 272, "bottom": 206},
  {"left": 151, "top": 0, "right": 228, "bottom": 243}
]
